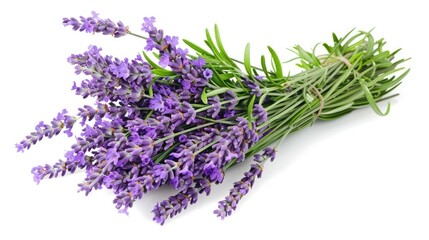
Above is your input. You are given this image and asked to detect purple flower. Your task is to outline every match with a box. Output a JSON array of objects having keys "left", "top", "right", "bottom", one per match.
[
  {"left": 62, "top": 17, "right": 81, "bottom": 30},
  {"left": 80, "top": 16, "right": 97, "bottom": 33},
  {"left": 244, "top": 78, "right": 262, "bottom": 97},
  {"left": 114, "top": 21, "right": 127, "bottom": 38},
  {"left": 178, "top": 134, "right": 187, "bottom": 143},
  {"left": 67, "top": 45, "right": 152, "bottom": 103},
  {"left": 182, "top": 102, "right": 196, "bottom": 124},
  {"left": 142, "top": 18, "right": 212, "bottom": 96},
  {"left": 252, "top": 104, "right": 268, "bottom": 126},
  {"left": 63, "top": 12, "right": 128, "bottom": 38},
  {"left": 113, "top": 190, "right": 134, "bottom": 215},
  {"left": 207, "top": 96, "right": 221, "bottom": 118},
  {"left": 194, "top": 178, "right": 211, "bottom": 195},
  {"left": 31, "top": 165, "right": 53, "bottom": 184},
  {"left": 65, "top": 150, "right": 86, "bottom": 165},
  {"left": 191, "top": 57, "right": 205, "bottom": 68},
  {"left": 253, "top": 154, "right": 263, "bottom": 163},
  {"left": 159, "top": 53, "right": 170, "bottom": 67},
  {"left": 31, "top": 158, "right": 84, "bottom": 185},
  {"left": 142, "top": 16, "right": 156, "bottom": 33},
  {"left": 203, "top": 162, "right": 224, "bottom": 183},
  {"left": 171, "top": 102, "right": 196, "bottom": 127},
  {"left": 214, "top": 164, "right": 263, "bottom": 219},
  {"left": 152, "top": 187, "right": 198, "bottom": 225},
  {"left": 203, "top": 69, "right": 213, "bottom": 79},
  {"left": 20, "top": 14, "right": 273, "bottom": 221},
  {"left": 106, "top": 148, "right": 120, "bottom": 165},
  {"left": 163, "top": 35, "right": 179, "bottom": 49},
  {"left": 149, "top": 94, "right": 165, "bottom": 112},
  {"left": 140, "top": 136, "right": 155, "bottom": 157},
  {"left": 149, "top": 164, "right": 169, "bottom": 184},
  {"left": 145, "top": 38, "right": 156, "bottom": 51},
  {"left": 109, "top": 60, "right": 130, "bottom": 79},
  {"left": 223, "top": 109, "right": 236, "bottom": 118},
  {"left": 263, "top": 147, "right": 276, "bottom": 162},
  {"left": 16, "top": 109, "right": 77, "bottom": 152},
  {"left": 103, "top": 171, "right": 124, "bottom": 189},
  {"left": 224, "top": 90, "right": 238, "bottom": 110}
]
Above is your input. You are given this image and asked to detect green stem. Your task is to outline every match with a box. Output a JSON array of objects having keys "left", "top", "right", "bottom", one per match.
[
  {"left": 127, "top": 31, "right": 147, "bottom": 40},
  {"left": 194, "top": 139, "right": 219, "bottom": 155},
  {"left": 195, "top": 96, "right": 249, "bottom": 113},
  {"left": 153, "top": 122, "right": 214, "bottom": 145}
]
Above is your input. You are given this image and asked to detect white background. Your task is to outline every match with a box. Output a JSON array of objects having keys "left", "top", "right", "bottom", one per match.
[{"left": 1, "top": 0, "right": 428, "bottom": 239}]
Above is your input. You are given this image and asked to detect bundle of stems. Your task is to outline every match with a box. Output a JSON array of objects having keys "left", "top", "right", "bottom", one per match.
[{"left": 182, "top": 28, "right": 408, "bottom": 168}]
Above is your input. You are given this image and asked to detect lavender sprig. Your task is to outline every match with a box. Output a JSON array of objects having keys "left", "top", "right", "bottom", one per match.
[
  {"left": 63, "top": 11, "right": 127, "bottom": 38},
  {"left": 16, "top": 109, "right": 76, "bottom": 152},
  {"left": 214, "top": 163, "right": 263, "bottom": 219},
  {"left": 16, "top": 12, "right": 409, "bottom": 225}
]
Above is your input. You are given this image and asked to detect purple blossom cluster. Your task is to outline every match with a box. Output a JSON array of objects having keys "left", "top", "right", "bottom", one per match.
[
  {"left": 16, "top": 109, "right": 76, "bottom": 152},
  {"left": 214, "top": 163, "right": 263, "bottom": 219},
  {"left": 63, "top": 11, "right": 127, "bottom": 38},
  {"left": 141, "top": 17, "right": 212, "bottom": 96},
  {"left": 214, "top": 148, "right": 276, "bottom": 219},
  {"left": 17, "top": 13, "right": 273, "bottom": 225}
]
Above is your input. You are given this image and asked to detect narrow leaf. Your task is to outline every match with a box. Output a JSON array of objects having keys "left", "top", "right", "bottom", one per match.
[
  {"left": 359, "top": 79, "right": 390, "bottom": 116},
  {"left": 152, "top": 69, "right": 177, "bottom": 76},
  {"left": 148, "top": 81, "right": 154, "bottom": 97},
  {"left": 201, "top": 87, "right": 208, "bottom": 104},
  {"left": 261, "top": 55, "right": 274, "bottom": 82},
  {"left": 142, "top": 51, "right": 162, "bottom": 69},
  {"left": 244, "top": 43, "right": 253, "bottom": 78},
  {"left": 183, "top": 39, "right": 214, "bottom": 57},
  {"left": 332, "top": 32, "right": 339, "bottom": 43},
  {"left": 247, "top": 94, "right": 256, "bottom": 123},
  {"left": 267, "top": 46, "right": 283, "bottom": 78},
  {"left": 214, "top": 24, "right": 238, "bottom": 67}
]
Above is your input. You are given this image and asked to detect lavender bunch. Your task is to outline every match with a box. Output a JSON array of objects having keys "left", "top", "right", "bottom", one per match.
[{"left": 16, "top": 13, "right": 409, "bottom": 225}]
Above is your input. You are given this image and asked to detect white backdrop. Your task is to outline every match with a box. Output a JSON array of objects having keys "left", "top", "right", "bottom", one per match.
[{"left": 1, "top": 0, "right": 428, "bottom": 239}]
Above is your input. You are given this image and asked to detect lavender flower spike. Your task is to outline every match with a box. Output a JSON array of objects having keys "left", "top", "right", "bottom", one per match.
[
  {"left": 63, "top": 12, "right": 128, "bottom": 38},
  {"left": 214, "top": 163, "right": 263, "bottom": 219},
  {"left": 16, "top": 109, "right": 76, "bottom": 152},
  {"left": 152, "top": 187, "right": 198, "bottom": 225}
]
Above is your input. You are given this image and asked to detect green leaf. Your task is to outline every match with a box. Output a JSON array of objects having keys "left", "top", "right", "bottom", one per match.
[
  {"left": 364, "top": 32, "right": 375, "bottom": 59},
  {"left": 295, "top": 45, "right": 314, "bottom": 65},
  {"left": 332, "top": 32, "right": 339, "bottom": 43},
  {"left": 311, "top": 43, "right": 321, "bottom": 66},
  {"left": 321, "top": 103, "right": 354, "bottom": 115},
  {"left": 205, "top": 29, "right": 224, "bottom": 62},
  {"left": 367, "top": 67, "right": 404, "bottom": 87},
  {"left": 201, "top": 87, "right": 208, "bottom": 104},
  {"left": 206, "top": 88, "right": 243, "bottom": 97},
  {"left": 323, "top": 43, "right": 333, "bottom": 53},
  {"left": 148, "top": 81, "right": 154, "bottom": 97},
  {"left": 208, "top": 62, "right": 233, "bottom": 88},
  {"left": 267, "top": 46, "right": 283, "bottom": 78},
  {"left": 261, "top": 55, "right": 274, "bottom": 81},
  {"left": 247, "top": 94, "right": 256, "bottom": 123},
  {"left": 142, "top": 51, "right": 162, "bottom": 69},
  {"left": 359, "top": 79, "right": 390, "bottom": 116},
  {"left": 214, "top": 25, "right": 238, "bottom": 67},
  {"left": 374, "top": 69, "right": 409, "bottom": 91},
  {"left": 152, "top": 69, "right": 177, "bottom": 76},
  {"left": 231, "top": 71, "right": 249, "bottom": 92},
  {"left": 219, "top": 73, "right": 235, "bottom": 81},
  {"left": 259, "top": 91, "right": 268, "bottom": 105},
  {"left": 244, "top": 43, "right": 253, "bottom": 78},
  {"left": 183, "top": 39, "right": 214, "bottom": 57},
  {"left": 153, "top": 142, "right": 180, "bottom": 163},
  {"left": 324, "top": 63, "right": 355, "bottom": 100}
]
